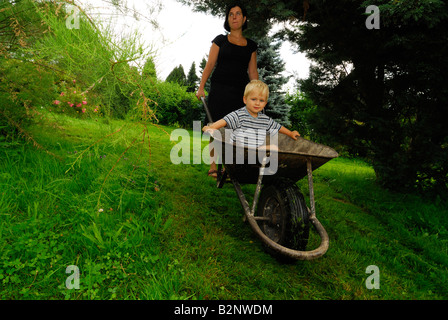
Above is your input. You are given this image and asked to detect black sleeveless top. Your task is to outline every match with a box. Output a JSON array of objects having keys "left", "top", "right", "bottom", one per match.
[{"left": 210, "top": 34, "right": 258, "bottom": 89}]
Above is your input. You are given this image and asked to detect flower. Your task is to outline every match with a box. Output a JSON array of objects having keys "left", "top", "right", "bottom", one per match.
[
  {"left": 82, "top": 100, "right": 87, "bottom": 105},
  {"left": 60, "top": 92, "right": 65, "bottom": 96},
  {"left": 98, "top": 208, "right": 104, "bottom": 213},
  {"left": 77, "top": 103, "right": 82, "bottom": 107},
  {"left": 53, "top": 100, "right": 60, "bottom": 105},
  {"left": 82, "top": 108, "right": 86, "bottom": 113},
  {"left": 73, "top": 80, "right": 76, "bottom": 84}
]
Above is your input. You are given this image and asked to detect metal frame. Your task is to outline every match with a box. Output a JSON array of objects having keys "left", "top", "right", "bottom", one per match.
[{"left": 226, "top": 157, "right": 329, "bottom": 261}]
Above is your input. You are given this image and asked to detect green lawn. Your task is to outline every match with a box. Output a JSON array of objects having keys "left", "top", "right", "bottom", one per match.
[{"left": 0, "top": 114, "right": 446, "bottom": 299}]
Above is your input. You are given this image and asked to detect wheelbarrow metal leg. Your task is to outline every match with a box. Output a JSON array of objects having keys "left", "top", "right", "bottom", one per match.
[
  {"left": 230, "top": 156, "right": 267, "bottom": 223},
  {"left": 251, "top": 156, "right": 268, "bottom": 215},
  {"left": 306, "top": 157, "right": 316, "bottom": 218},
  {"left": 231, "top": 178, "right": 251, "bottom": 215}
]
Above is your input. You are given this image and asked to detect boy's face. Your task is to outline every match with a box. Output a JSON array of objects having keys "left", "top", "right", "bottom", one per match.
[{"left": 243, "top": 89, "right": 268, "bottom": 118}]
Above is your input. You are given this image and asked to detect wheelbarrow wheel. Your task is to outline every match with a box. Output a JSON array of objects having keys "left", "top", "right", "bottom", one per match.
[{"left": 256, "top": 178, "right": 310, "bottom": 259}]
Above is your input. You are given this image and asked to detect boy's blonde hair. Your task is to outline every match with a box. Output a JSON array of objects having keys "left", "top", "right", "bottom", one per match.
[{"left": 244, "top": 80, "right": 269, "bottom": 100}]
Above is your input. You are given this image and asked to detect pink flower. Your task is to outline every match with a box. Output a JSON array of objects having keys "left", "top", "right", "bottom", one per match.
[
  {"left": 82, "top": 101, "right": 87, "bottom": 105},
  {"left": 73, "top": 80, "right": 76, "bottom": 84},
  {"left": 82, "top": 108, "right": 86, "bottom": 113},
  {"left": 94, "top": 108, "right": 98, "bottom": 113},
  {"left": 77, "top": 103, "right": 82, "bottom": 107},
  {"left": 54, "top": 100, "right": 60, "bottom": 105},
  {"left": 73, "top": 91, "right": 76, "bottom": 94},
  {"left": 60, "top": 92, "right": 65, "bottom": 96},
  {"left": 70, "top": 104, "right": 74, "bottom": 107}
]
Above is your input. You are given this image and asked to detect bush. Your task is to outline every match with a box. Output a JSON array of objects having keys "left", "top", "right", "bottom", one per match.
[
  {"left": 51, "top": 78, "right": 102, "bottom": 118},
  {"left": 0, "top": 57, "right": 55, "bottom": 143},
  {"left": 286, "top": 91, "right": 317, "bottom": 140},
  {"left": 142, "top": 81, "right": 204, "bottom": 128}
]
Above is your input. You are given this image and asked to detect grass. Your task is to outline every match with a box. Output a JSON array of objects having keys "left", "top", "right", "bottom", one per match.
[{"left": 0, "top": 113, "right": 447, "bottom": 300}]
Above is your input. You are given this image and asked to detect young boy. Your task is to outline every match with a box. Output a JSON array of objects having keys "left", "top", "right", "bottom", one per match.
[{"left": 202, "top": 79, "right": 300, "bottom": 149}]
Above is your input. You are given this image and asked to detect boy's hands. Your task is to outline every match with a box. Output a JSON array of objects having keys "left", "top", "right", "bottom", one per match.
[
  {"left": 202, "top": 126, "right": 218, "bottom": 138},
  {"left": 290, "top": 130, "right": 300, "bottom": 140},
  {"left": 202, "top": 125, "right": 214, "bottom": 133},
  {"left": 279, "top": 126, "right": 300, "bottom": 140},
  {"left": 202, "top": 120, "right": 227, "bottom": 136}
]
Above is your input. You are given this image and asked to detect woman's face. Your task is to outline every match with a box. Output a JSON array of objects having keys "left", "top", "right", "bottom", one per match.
[{"left": 228, "top": 6, "right": 246, "bottom": 30}]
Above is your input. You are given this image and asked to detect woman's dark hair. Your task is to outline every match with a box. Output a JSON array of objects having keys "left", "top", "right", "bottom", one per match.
[{"left": 224, "top": 2, "right": 248, "bottom": 32}]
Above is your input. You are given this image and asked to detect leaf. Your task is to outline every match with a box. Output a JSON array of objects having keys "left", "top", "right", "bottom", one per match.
[
  {"left": 91, "top": 222, "right": 104, "bottom": 245},
  {"left": 162, "top": 218, "right": 173, "bottom": 232}
]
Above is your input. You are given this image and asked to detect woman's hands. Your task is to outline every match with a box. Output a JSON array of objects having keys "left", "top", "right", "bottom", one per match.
[{"left": 196, "top": 87, "right": 205, "bottom": 100}]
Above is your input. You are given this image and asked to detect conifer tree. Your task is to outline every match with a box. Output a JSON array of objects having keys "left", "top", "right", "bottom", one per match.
[
  {"left": 199, "top": 57, "right": 211, "bottom": 93},
  {"left": 186, "top": 62, "right": 199, "bottom": 93},
  {"left": 166, "top": 65, "right": 186, "bottom": 86},
  {"left": 254, "top": 35, "right": 290, "bottom": 126},
  {"left": 142, "top": 57, "right": 157, "bottom": 80}
]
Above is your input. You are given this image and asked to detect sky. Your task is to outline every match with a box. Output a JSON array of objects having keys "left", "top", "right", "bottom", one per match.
[{"left": 77, "top": 0, "right": 310, "bottom": 91}]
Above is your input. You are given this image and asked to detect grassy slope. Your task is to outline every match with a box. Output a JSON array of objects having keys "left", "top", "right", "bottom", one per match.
[{"left": 0, "top": 114, "right": 446, "bottom": 299}]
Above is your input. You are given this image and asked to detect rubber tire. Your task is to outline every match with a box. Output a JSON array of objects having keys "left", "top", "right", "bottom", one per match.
[{"left": 256, "top": 178, "right": 310, "bottom": 259}]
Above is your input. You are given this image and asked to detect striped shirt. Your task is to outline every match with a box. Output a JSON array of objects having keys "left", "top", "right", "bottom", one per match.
[{"left": 223, "top": 107, "right": 282, "bottom": 148}]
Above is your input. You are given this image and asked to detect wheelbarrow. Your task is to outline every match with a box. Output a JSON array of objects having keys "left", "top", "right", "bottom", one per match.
[{"left": 201, "top": 97, "right": 338, "bottom": 261}]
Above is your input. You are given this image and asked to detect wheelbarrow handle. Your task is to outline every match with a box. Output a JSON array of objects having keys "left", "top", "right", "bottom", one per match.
[{"left": 201, "top": 96, "right": 214, "bottom": 123}]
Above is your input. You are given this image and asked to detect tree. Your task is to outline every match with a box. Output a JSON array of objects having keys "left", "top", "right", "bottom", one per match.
[
  {"left": 286, "top": 90, "right": 317, "bottom": 140},
  {"left": 199, "top": 57, "right": 211, "bottom": 93},
  {"left": 142, "top": 57, "right": 157, "bottom": 80},
  {"left": 291, "top": 0, "right": 448, "bottom": 194},
  {"left": 166, "top": 65, "right": 186, "bottom": 86},
  {"left": 186, "top": 62, "right": 199, "bottom": 93},
  {"left": 254, "top": 35, "right": 290, "bottom": 126},
  {"left": 180, "top": 0, "right": 448, "bottom": 195},
  {"left": 178, "top": 0, "right": 307, "bottom": 37}
]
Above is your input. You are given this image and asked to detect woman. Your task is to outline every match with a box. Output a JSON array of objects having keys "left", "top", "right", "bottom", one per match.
[{"left": 196, "top": 2, "right": 259, "bottom": 178}]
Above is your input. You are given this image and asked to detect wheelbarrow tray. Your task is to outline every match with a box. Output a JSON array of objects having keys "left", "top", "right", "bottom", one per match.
[{"left": 212, "top": 128, "right": 338, "bottom": 184}]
